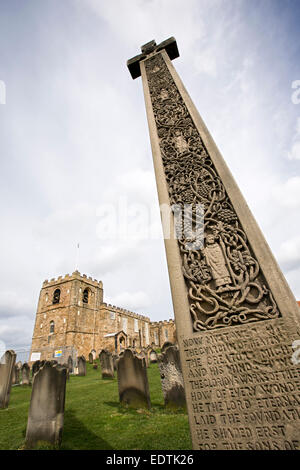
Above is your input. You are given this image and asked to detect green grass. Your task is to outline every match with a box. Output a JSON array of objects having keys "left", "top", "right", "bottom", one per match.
[{"left": 0, "top": 362, "right": 192, "bottom": 450}]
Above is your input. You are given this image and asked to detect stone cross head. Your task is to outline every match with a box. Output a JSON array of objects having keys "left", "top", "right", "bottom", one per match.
[{"left": 127, "top": 37, "right": 179, "bottom": 79}]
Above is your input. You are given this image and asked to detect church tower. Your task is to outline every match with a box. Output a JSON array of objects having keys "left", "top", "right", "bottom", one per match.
[{"left": 30, "top": 271, "right": 104, "bottom": 362}]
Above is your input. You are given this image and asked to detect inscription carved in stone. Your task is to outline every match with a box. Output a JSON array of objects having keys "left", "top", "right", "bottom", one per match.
[{"left": 144, "top": 54, "right": 281, "bottom": 331}]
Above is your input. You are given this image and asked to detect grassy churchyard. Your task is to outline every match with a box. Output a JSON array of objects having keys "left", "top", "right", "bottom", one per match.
[{"left": 0, "top": 361, "right": 192, "bottom": 450}]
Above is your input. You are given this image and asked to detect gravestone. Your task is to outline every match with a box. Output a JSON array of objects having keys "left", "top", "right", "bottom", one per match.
[
  {"left": 137, "top": 350, "right": 149, "bottom": 368},
  {"left": 12, "top": 364, "right": 20, "bottom": 385},
  {"left": 88, "top": 352, "right": 93, "bottom": 364},
  {"left": 0, "top": 350, "right": 16, "bottom": 408},
  {"left": 112, "top": 354, "right": 118, "bottom": 371},
  {"left": 32, "top": 360, "right": 41, "bottom": 376},
  {"left": 67, "top": 356, "right": 73, "bottom": 374},
  {"left": 77, "top": 356, "right": 86, "bottom": 376},
  {"left": 128, "top": 37, "right": 300, "bottom": 450},
  {"left": 117, "top": 349, "right": 151, "bottom": 409},
  {"left": 149, "top": 349, "right": 158, "bottom": 363},
  {"left": 21, "top": 363, "right": 30, "bottom": 385},
  {"left": 158, "top": 345, "right": 186, "bottom": 408},
  {"left": 161, "top": 341, "right": 173, "bottom": 353},
  {"left": 99, "top": 350, "right": 114, "bottom": 379},
  {"left": 25, "top": 362, "right": 67, "bottom": 448}
]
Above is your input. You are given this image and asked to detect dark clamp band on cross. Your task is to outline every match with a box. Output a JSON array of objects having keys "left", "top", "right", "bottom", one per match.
[{"left": 127, "top": 37, "right": 179, "bottom": 79}]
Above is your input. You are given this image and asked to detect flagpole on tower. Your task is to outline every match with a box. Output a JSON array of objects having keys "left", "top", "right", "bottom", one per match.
[{"left": 75, "top": 243, "right": 80, "bottom": 271}]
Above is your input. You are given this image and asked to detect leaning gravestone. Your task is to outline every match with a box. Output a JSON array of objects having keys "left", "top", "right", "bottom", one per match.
[
  {"left": 25, "top": 362, "right": 67, "bottom": 448},
  {"left": 88, "top": 352, "right": 93, "bottom": 364},
  {"left": 0, "top": 350, "right": 16, "bottom": 408},
  {"left": 158, "top": 345, "right": 186, "bottom": 408},
  {"left": 99, "top": 350, "right": 114, "bottom": 379},
  {"left": 149, "top": 349, "right": 158, "bottom": 363},
  {"left": 117, "top": 349, "right": 151, "bottom": 409},
  {"left": 77, "top": 356, "right": 86, "bottom": 376},
  {"left": 21, "top": 362, "right": 31, "bottom": 385}
]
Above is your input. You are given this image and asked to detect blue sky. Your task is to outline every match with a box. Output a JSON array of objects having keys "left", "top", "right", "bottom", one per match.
[{"left": 0, "top": 0, "right": 300, "bottom": 353}]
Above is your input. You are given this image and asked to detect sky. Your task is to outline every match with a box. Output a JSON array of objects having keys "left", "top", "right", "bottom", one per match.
[{"left": 0, "top": 0, "right": 300, "bottom": 354}]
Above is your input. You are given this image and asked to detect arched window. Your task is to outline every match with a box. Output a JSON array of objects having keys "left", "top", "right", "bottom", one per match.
[
  {"left": 82, "top": 288, "right": 89, "bottom": 304},
  {"left": 53, "top": 289, "right": 60, "bottom": 304},
  {"left": 50, "top": 321, "right": 55, "bottom": 333}
]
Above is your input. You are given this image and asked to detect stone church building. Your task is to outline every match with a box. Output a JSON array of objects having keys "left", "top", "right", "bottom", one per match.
[{"left": 29, "top": 271, "right": 176, "bottom": 362}]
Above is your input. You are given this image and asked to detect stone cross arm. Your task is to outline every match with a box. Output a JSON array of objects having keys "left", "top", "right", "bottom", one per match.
[{"left": 127, "top": 37, "right": 179, "bottom": 79}]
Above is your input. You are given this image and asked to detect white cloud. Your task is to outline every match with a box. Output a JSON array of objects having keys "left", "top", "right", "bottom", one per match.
[
  {"left": 288, "top": 141, "right": 300, "bottom": 160},
  {"left": 272, "top": 177, "right": 300, "bottom": 208},
  {"left": 108, "top": 290, "right": 150, "bottom": 312}
]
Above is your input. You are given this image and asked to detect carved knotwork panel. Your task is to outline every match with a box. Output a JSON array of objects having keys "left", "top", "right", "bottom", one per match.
[{"left": 144, "top": 53, "right": 281, "bottom": 331}]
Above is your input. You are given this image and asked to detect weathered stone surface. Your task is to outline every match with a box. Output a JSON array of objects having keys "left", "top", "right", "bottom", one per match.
[
  {"left": 161, "top": 341, "right": 173, "bottom": 353},
  {"left": 12, "top": 364, "right": 20, "bottom": 385},
  {"left": 0, "top": 350, "right": 16, "bottom": 408},
  {"left": 129, "top": 38, "right": 300, "bottom": 450},
  {"left": 112, "top": 354, "right": 118, "bottom": 371},
  {"left": 158, "top": 346, "right": 186, "bottom": 408},
  {"left": 67, "top": 356, "right": 73, "bottom": 374},
  {"left": 77, "top": 356, "right": 86, "bottom": 376},
  {"left": 21, "top": 363, "right": 31, "bottom": 385},
  {"left": 117, "top": 349, "right": 151, "bottom": 409},
  {"left": 32, "top": 360, "right": 45, "bottom": 377},
  {"left": 99, "top": 349, "right": 114, "bottom": 378},
  {"left": 149, "top": 349, "right": 158, "bottom": 363},
  {"left": 62, "top": 364, "right": 70, "bottom": 380},
  {"left": 25, "top": 362, "right": 67, "bottom": 447},
  {"left": 137, "top": 350, "right": 149, "bottom": 368}
]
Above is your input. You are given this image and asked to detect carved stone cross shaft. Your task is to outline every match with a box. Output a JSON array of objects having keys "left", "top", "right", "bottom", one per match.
[{"left": 127, "top": 38, "right": 300, "bottom": 450}]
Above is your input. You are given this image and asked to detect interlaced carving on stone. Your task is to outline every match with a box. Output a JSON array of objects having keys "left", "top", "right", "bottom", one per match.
[{"left": 145, "top": 53, "right": 281, "bottom": 331}]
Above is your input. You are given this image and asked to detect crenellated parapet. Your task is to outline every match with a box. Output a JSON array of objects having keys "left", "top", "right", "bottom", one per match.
[{"left": 42, "top": 271, "right": 103, "bottom": 289}]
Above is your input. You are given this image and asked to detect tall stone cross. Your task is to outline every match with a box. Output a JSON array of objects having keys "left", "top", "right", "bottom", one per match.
[{"left": 128, "top": 38, "right": 300, "bottom": 450}]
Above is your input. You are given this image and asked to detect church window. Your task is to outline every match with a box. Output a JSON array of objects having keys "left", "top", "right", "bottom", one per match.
[
  {"left": 83, "top": 288, "right": 89, "bottom": 304},
  {"left": 50, "top": 321, "right": 55, "bottom": 333},
  {"left": 53, "top": 289, "right": 60, "bottom": 304}
]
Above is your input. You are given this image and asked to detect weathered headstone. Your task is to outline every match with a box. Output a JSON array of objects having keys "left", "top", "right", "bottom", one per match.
[
  {"left": 62, "top": 364, "right": 70, "bottom": 380},
  {"left": 67, "top": 356, "right": 73, "bottom": 374},
  {"left": 161, "top": 341, "right": 173, "bottom": 353},
  {"left": 149, "top": 349, "right": 158, "bottom": 363},
  {"left": 158, "top": 345, "right": 186, "bottom": 408},
  {"left": 25, "top": 362, "right": 67, "bottom": 448},
  {"left": 128, "top": 37, "right": 300, "bottom": 450},
  {"left": 99, "top": 350, "right": 114, "bottom": 379},
  {"left": 12, "top": 364, "right": 20, "bottom": 385},
  {"left": 0, "top": 350, "right": 16, "bottom": 408},
  {"left": 137, "top": 350, "right": 149, "bottom": 368},
  {"left": 88, "top": 352, "right": 93, "bottom": 364},
  {"left": 32, "top": 360, "right": 41, "bottom": 376},
  {"left": 77, "top": 356, "right": 86, "bottom": 376},
  {"left": 112, "top": 354, "right": 118, "bottom": 371},
  {"left": 21, "top": 362, "right": 31, "bottom": 385},
  {"left": 117, "top": 349, "right": 151, "bottom": 409}
]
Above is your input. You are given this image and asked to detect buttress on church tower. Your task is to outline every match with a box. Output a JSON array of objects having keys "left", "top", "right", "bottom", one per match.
[{"left": 29, "top": 271, "right": 176, "bottom": 363}]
